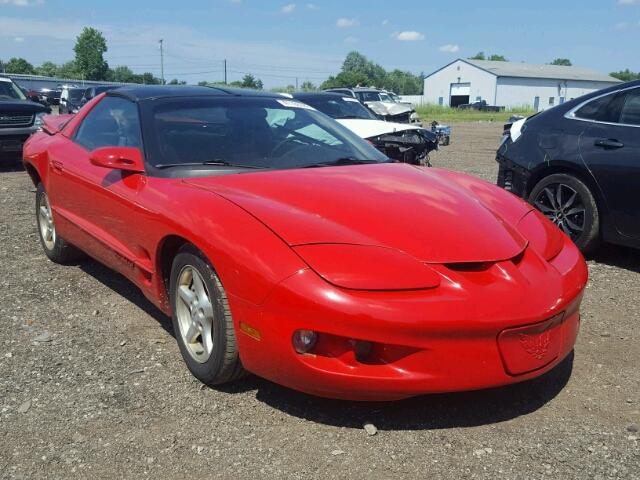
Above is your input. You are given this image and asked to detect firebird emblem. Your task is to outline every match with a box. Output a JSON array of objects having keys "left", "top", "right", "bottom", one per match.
[{"left": 519, "top": 331, "right": 551, "bottom": 359}]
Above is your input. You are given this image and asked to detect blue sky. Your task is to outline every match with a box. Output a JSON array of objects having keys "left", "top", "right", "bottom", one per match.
[{"left": 0, "top": 0, "right": 639, "bottom": 87}]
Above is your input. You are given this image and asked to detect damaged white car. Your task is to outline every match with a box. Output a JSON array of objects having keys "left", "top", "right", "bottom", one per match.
[
  {"left": 324, "top": 87, "right": 421, "bottom": 124},
  {"left": 293, "top": 92, "right": 437, "bottom": 166}
]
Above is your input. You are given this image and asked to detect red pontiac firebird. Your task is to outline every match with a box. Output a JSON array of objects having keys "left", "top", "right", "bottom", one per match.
[{"left": 23, "top": 86, "right": 588, "bottom": 400}]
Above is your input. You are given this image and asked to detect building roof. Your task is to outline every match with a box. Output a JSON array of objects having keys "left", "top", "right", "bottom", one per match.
[{"left": 465, "top": 59, "right": 621, "bottom": 83}]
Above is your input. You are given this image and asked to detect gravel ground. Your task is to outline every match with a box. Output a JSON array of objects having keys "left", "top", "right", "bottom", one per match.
[{"left": 1, "top": 122, "right": 638, "bottom": 479}]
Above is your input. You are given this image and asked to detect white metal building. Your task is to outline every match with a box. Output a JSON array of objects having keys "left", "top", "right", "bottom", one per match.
[{"left": 422, "top": 59, "right": 621, "bottom": 110}]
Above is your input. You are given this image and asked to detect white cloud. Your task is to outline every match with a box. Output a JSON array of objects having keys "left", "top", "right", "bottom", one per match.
[
  {"left": 439, "top": 44, "right": 460, "bottom": 53},
  {"left": 336, "top": 17, "right": 358, "bottom": 28},
  {"left": 381, "top": 19, "right": 389, "bottom": 26},
  {"left": 281, "top": 3, "right": 295, "bottom": 13},
  {"left": 0, "top": 0, "right": 44, "bottom": 5},
  {"left": 393, "top": 31, "right": 425, "bottom": 41},
  {"left": 13, "top": 36, "right": 24, "bottom": 42}
]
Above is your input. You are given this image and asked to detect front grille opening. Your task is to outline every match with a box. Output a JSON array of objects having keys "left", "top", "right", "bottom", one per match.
[{"left": 445, "top": 261, "right": 492, "bottom": 272}]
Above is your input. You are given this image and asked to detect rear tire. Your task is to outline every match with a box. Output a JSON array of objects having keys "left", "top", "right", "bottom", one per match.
[
  {"left": 35, "top": 183, "right": 83, "bottom": 263},
  {"left": 169, "top": 245, "right": 246, "bottom": 386},
  {"left": 528, "top": 173, "right": 600, "bottom": 253}
]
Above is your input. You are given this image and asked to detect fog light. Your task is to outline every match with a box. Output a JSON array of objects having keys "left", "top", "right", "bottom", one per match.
[{"left": 292, "top": 329, "right": 317, "bottom": 354}]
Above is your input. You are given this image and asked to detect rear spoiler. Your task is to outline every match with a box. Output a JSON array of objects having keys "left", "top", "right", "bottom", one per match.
[{"left": 42, "top": 114, "right": 74, "bottom": 135}]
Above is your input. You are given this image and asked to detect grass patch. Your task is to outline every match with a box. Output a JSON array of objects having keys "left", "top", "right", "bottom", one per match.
[{"left": 415, "top": 105, "right": 536, "bottom": 123}]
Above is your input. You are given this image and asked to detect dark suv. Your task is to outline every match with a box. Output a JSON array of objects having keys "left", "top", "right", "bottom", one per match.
[
  {"left": 0, "top": 77, "right": 50, "bottom": 161},
  {"left": 496, "top": 80, "right": 640, "bottom": 253}
]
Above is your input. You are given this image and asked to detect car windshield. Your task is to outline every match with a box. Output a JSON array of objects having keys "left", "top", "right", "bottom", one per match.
[
  {"left": 357, "top": 92, "right": 382, "bottom": 102},
  {"left": 0, "top": 80, "right": 27, "bottom": 100},
  {"left": 298, "top": 96, "right": 376, "bottom": 120},
  {"left": 379, "top": 93, "right": 393, "bottom": 102},
  {"left": 69, "top": 88, "right": 85, "bottom": 102},
  {"left": 142, "top": 96, "right": 388, "bottom": 172}
]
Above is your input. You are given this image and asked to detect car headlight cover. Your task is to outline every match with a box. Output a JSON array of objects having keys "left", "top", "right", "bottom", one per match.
[
  {"left": 34, "top": 112, "right": 46, "bottom": 128},
  {"left": 517, "top": 209, "right": 564, "bottom": 261},
  {"left": 293, "top": 244, "right": 440, "bottom": 291}
]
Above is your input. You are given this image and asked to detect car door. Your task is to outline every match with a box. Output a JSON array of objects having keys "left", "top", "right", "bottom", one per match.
[
  {"left": 47, "top": 95, "right": 154, "bottom": 280},
  {"left": 577, "top": 87, "right": 640, "bottom": 239}
]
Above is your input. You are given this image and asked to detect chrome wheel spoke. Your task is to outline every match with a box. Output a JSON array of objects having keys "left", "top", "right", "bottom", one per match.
[
  {"left": 200, "top": 320, "right": 213, "bottom": 356},
  {"left": 178, "top": 285, "right": 196, "bottom": 308},
  {"left": 191, "top": 270, "right": 207, "bottom": 299},
  {"left": 184, "top": 320, "right": 200, "bottom": 344}
]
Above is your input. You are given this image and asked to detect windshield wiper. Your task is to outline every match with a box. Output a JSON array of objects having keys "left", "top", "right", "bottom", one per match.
[
  {"left": 155, "top": 160, "right": 265, "bottom": 169},
  {"left": 301, "top": 157, "right": 384, "bottom": 168}
]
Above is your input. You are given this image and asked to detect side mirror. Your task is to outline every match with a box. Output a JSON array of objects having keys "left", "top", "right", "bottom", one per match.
[{"left": 90, "top": 147, "right": 145, "bottom": 173}]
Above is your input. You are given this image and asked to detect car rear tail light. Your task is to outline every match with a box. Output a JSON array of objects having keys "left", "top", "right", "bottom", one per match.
[{"left": 292, "top": 329, "right": 318, "bottom": 354}]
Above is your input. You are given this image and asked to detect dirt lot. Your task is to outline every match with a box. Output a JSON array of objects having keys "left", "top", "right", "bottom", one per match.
[{"left": 1, "top": 122, "right": 638, "bottom": 479}]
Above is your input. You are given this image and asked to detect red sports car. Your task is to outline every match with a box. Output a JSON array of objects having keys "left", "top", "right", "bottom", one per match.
[{"left": 23, "top": 86, "right": 588, "bottom": 400}]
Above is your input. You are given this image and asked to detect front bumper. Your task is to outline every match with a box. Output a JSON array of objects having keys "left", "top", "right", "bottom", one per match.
[
  {"left": 0, "top": 127, "right": 36, "bottom": 158},
  {"left": 231, "top": 238, "right": 587, "bottom": 400},
  {"left": 496, "top": 153, "right": 531, "bottom": 198}
]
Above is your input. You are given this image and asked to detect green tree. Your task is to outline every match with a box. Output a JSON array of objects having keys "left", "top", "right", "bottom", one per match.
[
  {"left": 109, "top": 65, "right": 137, "bottom": 83},
  {"left": 610, "top": 69, "right": 640, "bottom": 81},
  {"left": 469, "top": 52, "right": 486, "bottom": 60},
  {"left": 382, "top": 69, "right": 423, "bottom": 95},
  {"left": 550, "top": 58, "right": 572, "bottom": 66},
  {"left": 168, "top": 78, "right": 187, "bottom": 85},
  {"left": 240, "top": 74, "right": 263, "bottom": 90},
  {"left": 488, "top": 54, "right": 508, "bottom": 61},
  {"left": 139, "top": 72, "right": 162, "bottom": 85},
  {"left": 4, "top": 57, "right": 36, "bottom": 74},
  {"left": 271, "top": 85, "right": 296, "bottom": 93},
  {"left": 73, "top": 27, "right": 109, "bottom": 80},
  {"left": 56, "top": 61, "right": 79, "bottom": 79},
  {"left": 36, "top": 61, "right": 59, "bottom": 77},
  {"left": 300, "top": 81, "right": 316, "bottom": 91}
]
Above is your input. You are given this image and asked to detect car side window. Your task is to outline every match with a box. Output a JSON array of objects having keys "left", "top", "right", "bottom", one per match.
[
  {"left": 620, "top": 89, "right": 640, "bottom": 126},
  {"left": 74, "top": 96, "right": 142, "bottom": 151},
  {"left": 574, "top": 92, "right": 624, "bottom": 123}
]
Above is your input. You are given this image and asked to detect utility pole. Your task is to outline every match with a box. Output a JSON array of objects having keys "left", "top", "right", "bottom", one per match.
[
  {"left": 159, "top": 39, "right": 165, "bottom": 85},
  {"left": 296, "top": 77, "right": 299, "bottom": 90},
  {"left": 224, "top": 59, "right": 227, "bottom": 85}
]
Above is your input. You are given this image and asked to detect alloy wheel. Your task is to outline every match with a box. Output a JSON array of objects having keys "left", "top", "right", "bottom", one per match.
[
  {"left": 38, "top": 192, "right": 56, "bottom": 250},
  {"left": 533, "top": 183, "right": 586, "bottom": 239},
  {"left": 175, "top": 265, "right": 215, "bottom": 363}
]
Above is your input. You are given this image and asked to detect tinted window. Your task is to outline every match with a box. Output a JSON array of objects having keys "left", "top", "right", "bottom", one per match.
[
  {"left": 0, "top": 80, "right": 26, "bottom": 100},
  {"left": 357, "top": 92, "right": 382, "bottom": 102},
  {"left": 298, "top": 96, "right": 376, "bottom": 120},
  {"left": 74, "top": 96, "right": 142, "bottom": 151},
  {"left": 574, "top": 92, "right": 624, "bottom": 123},
  {"left": 620, "top": 88, "right": 640, "bottom": 126},
  {"left": 142, "top": 97, "right": 387, "bottom": 171}
]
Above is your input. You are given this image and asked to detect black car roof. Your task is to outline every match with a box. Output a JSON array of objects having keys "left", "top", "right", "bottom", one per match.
[{"left": 108, "top": 85, "right": 284, "bottom": 102}]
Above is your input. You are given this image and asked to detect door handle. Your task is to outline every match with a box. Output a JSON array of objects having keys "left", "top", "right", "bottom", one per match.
[
  {"left": 594, "top": 139, "right": 624, "bottom": 149},
  {"left": 51, "top": 160, "right": 64, "bottom": 172}
]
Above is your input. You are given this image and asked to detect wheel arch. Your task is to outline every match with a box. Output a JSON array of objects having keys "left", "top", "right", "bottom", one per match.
[
  {"left": 525, "top": 162, "right": 608, "bottom": 218},
  {"left": 156, "top": 234, "right": 197, "bottom": 310},
  {"left": 24, "top": 162, "right": 42, "bottom": 187}
]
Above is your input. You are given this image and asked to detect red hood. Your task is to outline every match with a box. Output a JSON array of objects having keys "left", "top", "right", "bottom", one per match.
[{"left": 184, "top": 163, "right": 528, "bottom": 264}]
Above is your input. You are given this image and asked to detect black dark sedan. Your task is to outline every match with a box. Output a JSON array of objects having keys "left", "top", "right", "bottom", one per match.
[{"left": 496, "top": 80, "right": 640, "bottom": 253}]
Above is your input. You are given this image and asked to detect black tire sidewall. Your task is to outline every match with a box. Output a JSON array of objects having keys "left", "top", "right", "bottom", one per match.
[
  {"left": 529, "top": 173, "right": 600, "bottom": 253},
  {"left": 169, "top": 247, "right": 233, "bottom": 385}
]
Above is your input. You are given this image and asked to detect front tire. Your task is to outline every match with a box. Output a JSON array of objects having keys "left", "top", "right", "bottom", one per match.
[
  {"left": 528, "top": 173, "right": 600, "bottom": 253},
  {"left": 36, "top": 183, "right": 82, "bottom": 263},
  {"left": 169, "top": 245, "right": 246, "bottom": 386}
]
